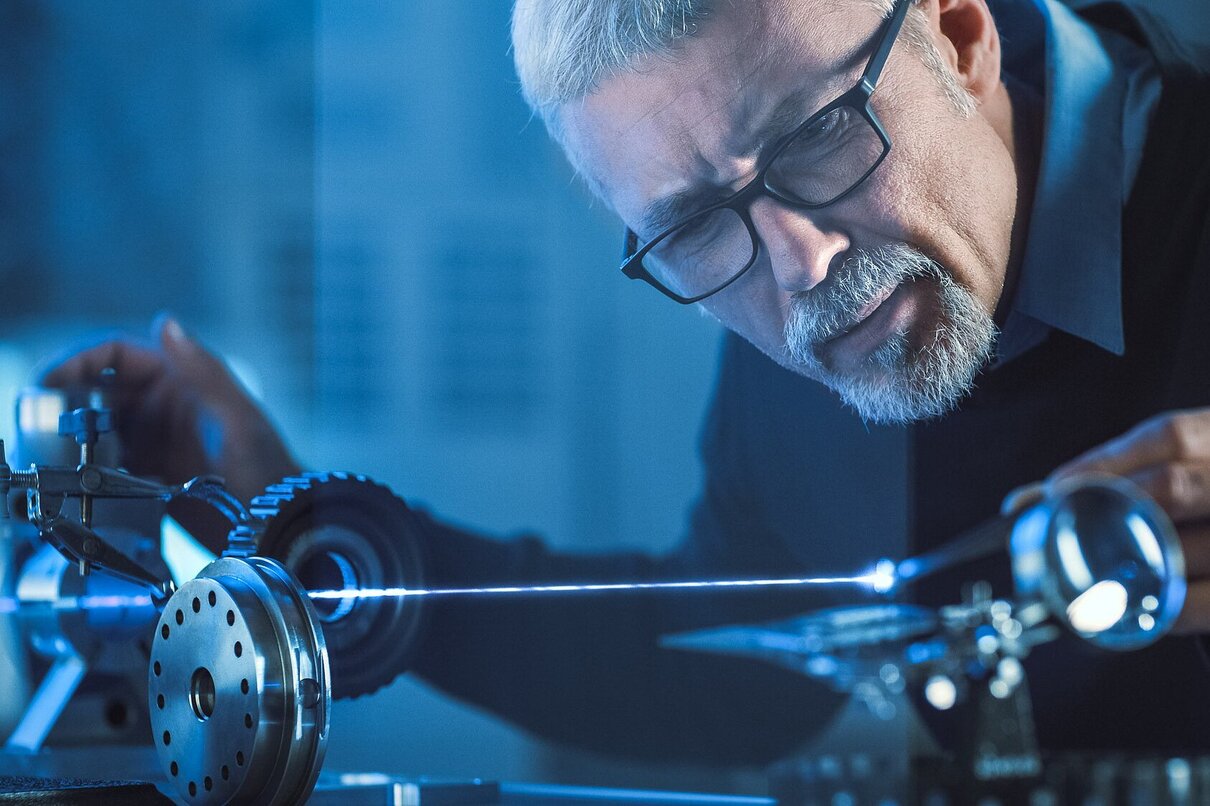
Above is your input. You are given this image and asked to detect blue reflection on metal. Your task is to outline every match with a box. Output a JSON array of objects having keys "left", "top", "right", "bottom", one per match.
[{"left": 0, "top": 594, "right": 155, "bottom": 613}]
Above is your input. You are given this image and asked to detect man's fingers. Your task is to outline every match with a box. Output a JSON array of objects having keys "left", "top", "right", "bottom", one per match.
[
  {"left": 1000, "top": 481, "right": 1046, "bottom": 517},
  {"left": 1125, "top": 463, "right": 1210, "bottom": 523},
  {"left": 1169, "top": 523, "right": 1210, "bottom": 633},
  {"left": 1051, "top": 410, "right": 1210, "bottom": 481},
  {"left": 156, "top": 317, "right": 250, "bottom": 409},
  {"left": 1179, "top": 522, "right": 1210, "bottom": 577},
  {"left": 1175, "top": 579, "right": 1210, "bottom": 633},
  {"left": 38, "top": 338, "right": 165, "bottom": 390}
]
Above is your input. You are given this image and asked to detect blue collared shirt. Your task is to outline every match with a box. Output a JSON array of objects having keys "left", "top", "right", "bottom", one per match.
[{"left": 992, "top": 0, "right": 1161, "bottom": 364}]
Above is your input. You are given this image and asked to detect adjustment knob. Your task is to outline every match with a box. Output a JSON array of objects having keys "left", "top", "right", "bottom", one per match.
[{"left": 58, "top": 408, "right": 113, "bottom": 446}]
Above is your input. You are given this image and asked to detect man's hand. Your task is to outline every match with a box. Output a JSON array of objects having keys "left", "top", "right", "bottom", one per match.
[
  {"left": 39, "top": 316, "right": 300, "bottom": 505},
  {"left": 1049, "top": 409, "right": 1210, "bottom": 633}
]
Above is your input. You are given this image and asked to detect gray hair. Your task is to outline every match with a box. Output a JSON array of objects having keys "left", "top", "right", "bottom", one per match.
[{"left": 512, "top": 0, "right": 976, "bottom": 130}]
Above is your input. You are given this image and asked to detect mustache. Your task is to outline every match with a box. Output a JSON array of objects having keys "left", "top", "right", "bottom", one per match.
[
  {"left": 785, "top": 244, "right": 944, "bottom": 347},
  {"left": 780, "top": 244, "right": 999, "bottom": 425}
]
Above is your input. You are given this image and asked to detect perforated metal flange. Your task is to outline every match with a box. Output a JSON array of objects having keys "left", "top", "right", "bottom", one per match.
[{"left": 149, "top": 556, "right": 329, "bottom": 805}]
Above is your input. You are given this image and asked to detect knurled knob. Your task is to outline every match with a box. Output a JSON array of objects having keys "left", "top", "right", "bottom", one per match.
[{"left": 58, "top": 408, "right": 114, "bottom": 446}]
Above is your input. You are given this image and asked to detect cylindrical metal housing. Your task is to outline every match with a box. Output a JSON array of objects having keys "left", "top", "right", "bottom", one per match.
[{"left": 149, "top": 556, "right": 329, "bottom": 805}]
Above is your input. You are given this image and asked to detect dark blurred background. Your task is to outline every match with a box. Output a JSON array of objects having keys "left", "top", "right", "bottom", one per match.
[{"left": 0, "top": 0, "right": 1206, "bottom": 795}]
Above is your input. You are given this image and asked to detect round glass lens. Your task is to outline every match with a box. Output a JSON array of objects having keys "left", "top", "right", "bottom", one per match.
[{"left": 1011, "top": 475, "right": 1185, "bottom": 650}]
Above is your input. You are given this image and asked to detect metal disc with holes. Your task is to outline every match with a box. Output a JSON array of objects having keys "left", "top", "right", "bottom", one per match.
[{"left": 149, "top": 557, "right": 330, "bottom": 805}]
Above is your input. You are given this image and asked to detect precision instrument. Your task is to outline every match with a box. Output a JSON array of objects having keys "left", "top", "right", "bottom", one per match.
[
  {"left": 0, "top": 386, "right": 1194, "bottom": 805},
  {"left": 241, "top": 473, "right": 429, "bottom": 699},
  {"left": 665, "top": 474, "right": 1187, "bottom": 798},
  {"left": 0, "top": 390, "right": 249, "bottom": 757},
  {"left": 0, "top": 394, "right": 337, "bottom": 804}
]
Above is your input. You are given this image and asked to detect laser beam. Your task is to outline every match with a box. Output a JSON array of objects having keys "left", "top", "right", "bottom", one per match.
[
  {"left": 306, "top": 570, "right": 890, "bottom": 603},
  {"left": 0, "top": 567, "right": 896, "bottom": 614}
]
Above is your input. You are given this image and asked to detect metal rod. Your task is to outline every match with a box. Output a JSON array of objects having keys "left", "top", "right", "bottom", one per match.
[
  {"left": 4, "top": 652, "right": 88, "bottom": 754},
  {"left": 79, "top": 443, "right": 93, "bottom": 528}
]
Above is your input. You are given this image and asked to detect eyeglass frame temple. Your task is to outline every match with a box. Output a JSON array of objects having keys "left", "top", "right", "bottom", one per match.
[{"left": 862, "top": 0, "right": 914, "bottom": 89}]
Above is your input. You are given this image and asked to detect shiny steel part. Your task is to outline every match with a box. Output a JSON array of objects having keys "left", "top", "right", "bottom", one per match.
[
  {"left": 17, "top": 544, "right": 159, "bottom": 661},
  {"left": 5, "top": 544, "right": 160, "bottom": 752},
  {"left": 1010, "top": 474, "right": 1185, "bottom": 650},
  {"left": 149, "top": 557, "right": 330, "bottom": 805},
  {"left": 247, "top": 473, "right": 427, "bottom": 699}
]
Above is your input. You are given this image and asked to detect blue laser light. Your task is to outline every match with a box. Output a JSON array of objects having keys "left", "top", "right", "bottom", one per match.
[
  {"left": 0, "top": 570, "right": 892, "bottom": 613},
  {"left": 870, "top": 558, "right": 898, "bottom": 594},
  {"left": 305, "top": 572, "right": 886, "bottom": 602}
]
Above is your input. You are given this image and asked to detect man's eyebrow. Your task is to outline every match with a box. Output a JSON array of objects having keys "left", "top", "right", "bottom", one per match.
[
  {"left": 734, "top": 22, "right": 873, "bottom": 155},
  {"left": 638, "top": 188, "right": 712, "bottom": 237},
  {"left": 738, "top": 86, "right": 820, "bottom": 156},
  {"left": 635, "top": 88, "right": 817, "bottom": 238},
  {"left": 634, "top": 23, "right": 869, "bottom": 241}
]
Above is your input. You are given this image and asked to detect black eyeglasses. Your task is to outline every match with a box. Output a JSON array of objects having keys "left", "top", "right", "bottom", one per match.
[{"left": 619, "top": 0, "right": 912, "bottom": 304}]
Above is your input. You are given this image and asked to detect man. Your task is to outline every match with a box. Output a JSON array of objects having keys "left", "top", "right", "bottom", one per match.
[{"left": 44, "top": 0, "right": 1210, "bottom": 764}]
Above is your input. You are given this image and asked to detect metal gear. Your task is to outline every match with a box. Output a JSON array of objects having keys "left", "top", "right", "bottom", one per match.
[{"left": 239, "top": 473, "right": 429, "bottom": 699}]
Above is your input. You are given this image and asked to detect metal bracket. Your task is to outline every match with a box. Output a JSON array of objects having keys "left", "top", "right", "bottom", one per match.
[{"left": 37, "top": 517, "right": 174, "bottom": 601}]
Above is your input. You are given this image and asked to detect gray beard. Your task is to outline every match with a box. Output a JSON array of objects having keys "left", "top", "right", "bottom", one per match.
[{"left": 783, "top": 243, "right": 997, "bottom": 424}]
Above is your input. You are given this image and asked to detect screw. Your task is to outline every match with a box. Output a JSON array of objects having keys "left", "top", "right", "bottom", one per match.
[
  {"left": 300, "top": 678, "right": 321, "bottom": 708},
  {"left": 80, "top": 468, "right": 103, "bottom": 491}
]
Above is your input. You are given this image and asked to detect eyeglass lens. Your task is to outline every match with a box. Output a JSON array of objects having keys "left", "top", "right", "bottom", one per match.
[{"left": 640, "top": 105, "right": 885, "bottom": 300}]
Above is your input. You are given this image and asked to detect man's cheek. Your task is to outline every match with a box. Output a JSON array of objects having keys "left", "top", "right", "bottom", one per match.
[{"left": 702, "top": 296, "right": 784, "bottom": 358}]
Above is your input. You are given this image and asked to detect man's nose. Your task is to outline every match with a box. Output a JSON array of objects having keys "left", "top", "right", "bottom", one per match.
[{"left": 749, "top": 197, "right": 849, "bottom": 293}]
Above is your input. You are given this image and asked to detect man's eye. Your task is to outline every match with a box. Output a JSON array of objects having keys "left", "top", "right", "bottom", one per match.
[
  {"left": 677, "top": 216, "right": 713, "bottom": 242},
  {"left": 794, "top": 108, "right": 844, "bottom": 147},
  {"left": 672, "top": 210, "right": 716, "bottom": 244}
]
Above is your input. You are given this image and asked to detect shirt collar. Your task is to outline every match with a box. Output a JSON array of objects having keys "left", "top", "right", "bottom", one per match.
[{"left": 991, "top": 0, "right": 1157, "bottom": 362}]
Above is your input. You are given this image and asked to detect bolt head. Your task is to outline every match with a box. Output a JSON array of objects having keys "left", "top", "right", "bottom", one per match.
[
  {"left": 300, "top": 678, "right": 321, "bottom": 708},
  {"left": 81, "top": 468, "right": 103, "bottom": 491}
]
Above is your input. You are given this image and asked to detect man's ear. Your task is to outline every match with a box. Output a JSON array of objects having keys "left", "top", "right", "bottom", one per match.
[{"left": 921, "top": 0, "right": 1002, "bottom": 104}]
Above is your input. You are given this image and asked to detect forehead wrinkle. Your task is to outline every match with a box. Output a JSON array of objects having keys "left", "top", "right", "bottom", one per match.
[
  {"left": 627, "top": 0, "right": 829, "bottom": 164},
  {"left": 625, "top": 59, "right": 763, "bottom": 199},
  {"left": 670, "top": 26, "right": 768, "bottom": 181},
  {"left": 623, "top": 91, "right": 737, "bottom": 201},
  {"left": 631, "top": 7, "right": 842, "bottom": 234},
  {"left": 573, "top": 0, "right": 880, "bottom": 226},
  {"left": 724, "top": 3, "right": 866, "bottom": 157},
  {"left": 719, "top": 57, "right": 780, "bottom": 158}
]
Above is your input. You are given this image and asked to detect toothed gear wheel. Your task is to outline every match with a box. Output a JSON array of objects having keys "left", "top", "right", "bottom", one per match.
[{"left": 243, "top": 473, "right": 429, "bottom": 699}]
